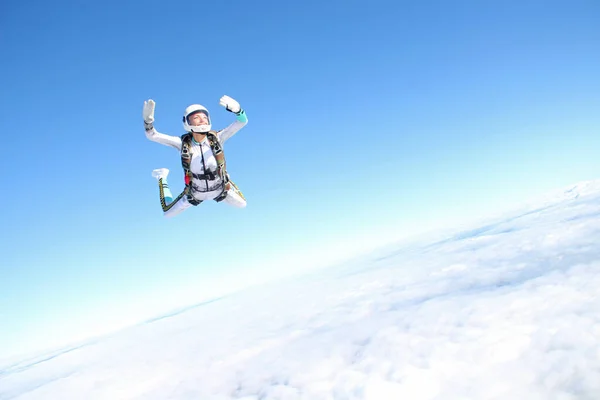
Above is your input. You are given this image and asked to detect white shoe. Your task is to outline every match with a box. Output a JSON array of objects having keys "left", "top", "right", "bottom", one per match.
[{"left": 152, "top": 168, "right": 170, "bottom": 181}]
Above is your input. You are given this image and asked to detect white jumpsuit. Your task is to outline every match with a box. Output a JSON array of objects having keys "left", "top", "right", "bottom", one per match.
[{"left": 146, "top": 118, "right": 247, "bottom": 217}]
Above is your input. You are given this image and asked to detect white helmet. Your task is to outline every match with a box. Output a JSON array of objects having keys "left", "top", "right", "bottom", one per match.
[{"left": 182, "top": 104, "right": 211, "bottom": 133}]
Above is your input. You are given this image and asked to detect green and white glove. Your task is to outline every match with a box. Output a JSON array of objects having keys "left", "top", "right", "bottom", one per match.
[{"left": 143, "top": 99, "right": 155, "bottom": 131}]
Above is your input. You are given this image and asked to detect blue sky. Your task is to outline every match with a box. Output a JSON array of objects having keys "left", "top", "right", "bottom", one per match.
[{"left": 1, "top": 0, "right": 599, "bottom": 359}]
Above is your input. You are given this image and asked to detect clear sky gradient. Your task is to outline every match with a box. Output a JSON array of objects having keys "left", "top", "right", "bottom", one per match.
[{"left": 1, "top": 0, "right": 599, "bottom": 359}]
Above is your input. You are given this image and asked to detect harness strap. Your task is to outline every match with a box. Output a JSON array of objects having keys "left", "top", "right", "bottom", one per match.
[
  {"left": 191, "top": 171, "right": 217, "bottom": 180},
  {"left": 176, "top": 131, "right": 243, "bottom": 205}
]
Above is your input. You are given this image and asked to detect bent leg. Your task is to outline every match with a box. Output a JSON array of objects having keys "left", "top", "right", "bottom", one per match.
[
  {"left": 222, "top": 181, "right": 247, "bottom": 208},
  {"left": 152, "top": 168, "right": 173, "bottom": 203},
  {"left": 152, "top": 168, "right": 191, "bottom": 217},
  {"left": 163, "top": 195, "right": 193, "bottom": 217}
]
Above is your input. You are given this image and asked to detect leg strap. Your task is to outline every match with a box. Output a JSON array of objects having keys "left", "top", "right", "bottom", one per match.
[{"left": 186, "top": 193, "right": 203, "bottom": 206}]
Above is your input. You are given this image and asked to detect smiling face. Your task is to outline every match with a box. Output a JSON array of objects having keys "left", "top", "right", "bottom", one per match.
[{"left": 188, "top": 111, "right": 209, "bottom": 126}]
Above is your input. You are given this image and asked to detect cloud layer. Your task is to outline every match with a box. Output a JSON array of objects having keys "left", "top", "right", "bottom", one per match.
[{"left": 2, "top": 182, "right": 600, "bottom": 399}]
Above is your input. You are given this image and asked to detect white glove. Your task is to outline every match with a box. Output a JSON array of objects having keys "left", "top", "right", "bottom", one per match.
[
  {"left": 219, "top": 95, "right": 241, "bottom": 114},
  {"left": 143, "top": 99, "right": 155, "bottom": 124}
]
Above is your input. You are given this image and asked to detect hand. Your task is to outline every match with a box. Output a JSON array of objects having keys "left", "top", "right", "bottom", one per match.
[
  {"left": 143, "top": 99, "right": 155, "bottom": 124},
  {"left": 219, "top": 95, "right": 241, "bottom": 114}
]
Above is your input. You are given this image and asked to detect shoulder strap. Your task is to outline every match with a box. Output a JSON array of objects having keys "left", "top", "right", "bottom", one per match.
[
  {"left": 180, "top": 133, "right": 194, "bottom": 188},
  {"left": 206, "top": 131, "right": 223, "bottom": 155},
  {"left": 206, "top": 131, "right": 227, "bottom": 183},
  {"left": 180, "top": 133, "right": 192, "bottom": 168}
]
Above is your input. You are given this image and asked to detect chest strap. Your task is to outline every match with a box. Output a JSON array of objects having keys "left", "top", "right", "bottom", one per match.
[{"left": 191, "top": 171, "right": 217, "bottom": 180}]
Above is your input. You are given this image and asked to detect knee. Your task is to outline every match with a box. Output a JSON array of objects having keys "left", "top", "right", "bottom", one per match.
[{"left": 224, "top": 192, "right": 247, "bottom": 208}]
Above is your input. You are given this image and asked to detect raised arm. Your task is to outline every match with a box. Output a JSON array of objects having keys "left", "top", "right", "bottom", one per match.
[
  {"left": 143, "top": 99, "right": 183, "bottom": 151},
  {"left": 217, "top": 95, "right": 248, "bottom": 144}
]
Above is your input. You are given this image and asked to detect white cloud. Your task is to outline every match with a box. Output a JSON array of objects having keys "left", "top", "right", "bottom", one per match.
[{"left": 2, "top": 181, "right": 600, "bottom": 399}]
